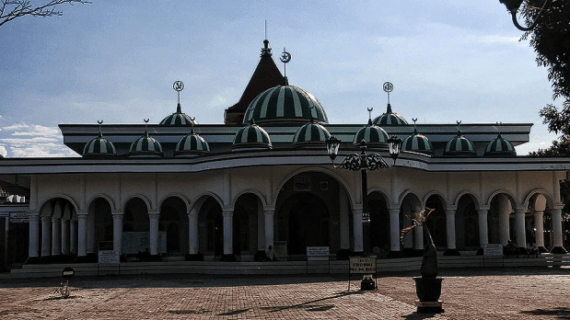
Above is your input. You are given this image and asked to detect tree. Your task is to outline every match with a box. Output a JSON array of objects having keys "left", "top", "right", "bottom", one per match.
[
  {"left": 512, "top": 0, "right": 570, "bottom": 155},
  {"left": 0, "top": 0, "right": 88, "bottom": 27}
]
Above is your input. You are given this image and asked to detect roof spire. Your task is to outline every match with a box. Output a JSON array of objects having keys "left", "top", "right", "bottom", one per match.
[{"left": 261, "top": 22, "right": 272, "bottom": 57}]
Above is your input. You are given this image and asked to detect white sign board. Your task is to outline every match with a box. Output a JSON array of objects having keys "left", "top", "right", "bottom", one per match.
[
  {"left": 307, "top": 246, "right": 329, "bottom": 261},
  {"left": 98, "top": 250, "right": 121, "bottom": 264},
  {"left": 484, "top": 244, "right": 503, "bottom": 256},
  {"left": 350, "top": 257, "right": 376, "bottom": 274},
  {"left": 9, "top": 212, "right": 28, "bottom": 223}
]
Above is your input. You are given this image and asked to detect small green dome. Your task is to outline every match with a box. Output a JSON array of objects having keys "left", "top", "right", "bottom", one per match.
[
  {"left": 372, "top": 104, "right": 407, "bottom": 126},
  {"left": 129, "top": 132, "right": 164, "bottom": 158},
  {"left": 485, "top": 133, "right": 516, "bottom": 157},
  {"left": 353, "top": 124, "right": 389, "bottom": 147},
  {"left": 159, "top": 104, "right": 197, "bottom": 126},
  {"left": 243, "top": 78, "right": 328, "bottom": 125},
  {"left": 175, "top": 132, "right": 210, "bottom": 157},
  {"left": 445, "top": 132, "right": 476, "bottom": 157},
  {"left": 292, "top": 121, "right": 331, "bottom": 148},
  {"left": 232, "top": 124, "right": 272, "bottom": 151},
  {"left": 83, "top": 134, "right": 116, "bottom": 158},
  {"left": 402, "top": 128, "right": 433, "bottom": 154}
]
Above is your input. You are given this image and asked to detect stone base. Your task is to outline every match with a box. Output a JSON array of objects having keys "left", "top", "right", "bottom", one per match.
[
  {"left": 443, "top": 249, "right": 460, "bottom": 256},
  {"left": 415, "top": 300, "right": 444, "bottom": 313},
  {"left": 551, "top": 247, "right": 568, "bottom": 254},
  {"left": 220, "top": 254, "right": 237, "bottom": 262}
]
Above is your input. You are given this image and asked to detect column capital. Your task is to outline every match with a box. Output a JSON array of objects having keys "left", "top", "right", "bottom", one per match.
[
  {"left": 477, "top": 209, "right": 488, "bottom": 216},
  {"left": 148, "top": 211, "right": 160, "bottom": 219},
  {"left": 514, "top": 207, "right": 527, "bottom": 214},
  {"left": 389, "top": 207, "right": 400, "bottom": 215},
  {"left": 76, "top": 211, "right": 88, "bottom": 217}
]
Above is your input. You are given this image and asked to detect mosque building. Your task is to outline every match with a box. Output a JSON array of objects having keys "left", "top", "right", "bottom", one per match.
[{"left": 0, "top": 38, "right": 569, "bottom": 271}]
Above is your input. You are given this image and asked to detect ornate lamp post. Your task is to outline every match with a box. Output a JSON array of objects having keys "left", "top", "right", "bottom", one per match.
[{"left": 325, "top": 135, "right": 401, "bottom": 256}]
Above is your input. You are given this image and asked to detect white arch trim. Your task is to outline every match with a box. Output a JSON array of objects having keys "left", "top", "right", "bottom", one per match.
[
  {"left": 158, "top": 193, "right": 191, "bottom": 214},
  {"left": 189, "top": 192, "right": 226, "bottom": 213},
  {"left": 452, "top": 190, "right": 482, "bottom": 210},
  {"left": 87, "top": 193, "right": 117, "bottom": 212},
  {"left": 38, "top": 194, "right": 80, "bottom": 215},
  {"left": 122, "top": 193, "right": 153, "bottom": 213},
  {"left": 484, "top": 189, "right": 517, "bottom": 208},
  {"left": 232, "top": 189, "right": 268, "bottom": 208},
  {"left": 523, "top": 188, "right": 556, "bottom": 210},
  {"left": 423, "top": 191, "right": 448, "bottom": 208}
]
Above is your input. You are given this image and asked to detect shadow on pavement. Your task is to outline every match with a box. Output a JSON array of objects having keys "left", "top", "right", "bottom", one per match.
[
  {"left": 521, "top": 307, "right": 570, "bottom": 319},
  {"left": 260, "top": 290, "right": 357, "bottom": 313}
]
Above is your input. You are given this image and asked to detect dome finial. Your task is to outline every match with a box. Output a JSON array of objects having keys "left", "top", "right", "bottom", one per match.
[
  {"left": 280, "top": 47, "right": 291, "bottom": 78},
  {"left": 412, "top": 118, "right": 418, "bottom": 133},
  {"left": 97, "top": 120, "right": 103, "bottom": 137},
  {"left": 261, "top": 22, "right": 272, "bottom": 57},
  {"left": 383, "top": 82, "right": 394, "bottom": 113},
  {"left": 456, "top": 120, "right": 462, "bottom": 135},
  {"left": 144, "top": 118, "right": 149, "bottom": 136},
  {"left": 367, "top": 108, "right": 373, "bottom": 126},
  {"left": 173, "top": 81, "right": 184, "bottom": 113}
]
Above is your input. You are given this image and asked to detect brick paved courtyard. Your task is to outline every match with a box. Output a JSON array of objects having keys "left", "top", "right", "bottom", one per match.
[{"left": 0, "top": 267, "right": 568, "bottom": 319}]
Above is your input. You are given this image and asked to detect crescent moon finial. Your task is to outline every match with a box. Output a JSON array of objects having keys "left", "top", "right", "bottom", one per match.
[{"left": 97, "top": 120, "right": 103, "bottom": 125}]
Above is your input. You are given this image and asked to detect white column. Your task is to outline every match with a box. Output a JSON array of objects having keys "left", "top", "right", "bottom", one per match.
[
  {"left": 223, "top": 210, "right": 233, "bottom": 255},
  {"left": 188, "top": 209, "right": 199, "bottom": 255},
  {"left": 514, "top": 208, "right": 527, "bottom": 248},
  {"left": 61, "top": 219, "right": 70, "bottom": 255},
  {"left": 51, "top": 217, "right": 61, "bottom": 256},
  {"left": 70, "top": 219, "right": 77, "bottom": 255},
  {"left": 477, "top": 209, "right": 489, "bottom": 248},
  {"left": 353, "top": 207, "right": 363, "bottom": 252},
  {"left": 414, "top": 222, "right": 424, "bottom": 250},
  {"left": 112, "top": 212, "right": 123, "bottom": 253},
  {"left": 41, "top": 216, "right": 51, "bottom": 257},
  {"left": 445, "top": 209, "right": 457, "bottom": 250},
  {"left": 28, "top": 213, "right": 40, "bottom": 258},
  {"left": 339, "top": 192, "right": 350, "bottom": 250},
  {"left": 149, "top": 212, "right": 160, "bottom": 256},
  {"left": 389, "top": 208, "right": 400, "bottom": 252},
  {"left": 264, "top": 209, "right": 274, "bottom": 251},
  {"left": 77, "top": 212, "right": 88, "bottom": 257},
  {"left": 534, "top": 210, "right": 545, "bottom": 248},
  {"left": 551, "top": 208, "right": 564, "bottom": 248},
  {"left": 86, "top": 211, "right": 95, "bottom": 254},
  {"left": 498, "top": 196, "right": 511, "bottom": 245}
]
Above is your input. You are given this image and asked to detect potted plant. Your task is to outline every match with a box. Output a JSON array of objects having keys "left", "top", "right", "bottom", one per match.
[{"left": 400, "top": 207, "right": 444, "bottom": 313}]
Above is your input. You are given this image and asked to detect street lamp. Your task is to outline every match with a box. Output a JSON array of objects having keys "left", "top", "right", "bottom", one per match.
[
  {"left": 499, "top": 0, "right": 551, "bottom": 31},
  {"left": 325, "top": 136, "right": 401, "bottom": 255}
]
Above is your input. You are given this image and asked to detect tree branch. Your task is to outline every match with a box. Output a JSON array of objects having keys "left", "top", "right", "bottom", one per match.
[{"left": 0, "top": 0, "right": 89, "bottom": 27}]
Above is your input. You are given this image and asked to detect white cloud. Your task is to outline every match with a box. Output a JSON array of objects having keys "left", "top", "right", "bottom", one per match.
[{"left": 0, "top": 123, "right": 79, "bottom": 158}]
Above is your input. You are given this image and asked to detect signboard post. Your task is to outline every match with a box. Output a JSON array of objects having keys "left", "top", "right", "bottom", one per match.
[
  {"left": 349, "top": 257, "right": 377, "bottom": 291},
  {"left": 306, "top": 246, "right": 329, "bottom": 261},
  {"left": 484, "top": 244, "right": 503, "bottom": 257}
]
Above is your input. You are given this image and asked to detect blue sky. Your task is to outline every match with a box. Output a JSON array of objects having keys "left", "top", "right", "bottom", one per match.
[{"left": 0, "top": 0, "right": 560, "bottom": 157}]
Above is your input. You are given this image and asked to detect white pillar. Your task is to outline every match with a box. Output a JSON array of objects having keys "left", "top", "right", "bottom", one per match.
[
  {"left": 41, "top": 216, "right": 51, "bottom": 257},
  {"left": 498, "top": 196, "right": 511, "bottom": 245},
  {"left": 188, "top": 209, "right": 199, "bottom": 255},
  {"left": 389, "top": 208, "right": 400, "bottom": 252},
  {"left": 414, "top": 222, "right": 424, "bottom": 250},
  {"left": 77, "top": 212, "right": 88, "bottom": 257},
  {"left": 445, "top": 209, "right": 457, "bottom": 250},
  {"left": 70, "top": 219, "right": 77, "bottom": 255},
  {"left": 514, "top": 208, "right": 527, "bottom": 248},
  {"left": 551, "top": 208, "right": 564, "bottom": 248},
  {"left": 61, "top": 219, "right": 70, "bottom": 255},
  {"left": 477, "top": 209, "right": 489, "bottom": 248},
  {"left": 28, "top": 213, "right": 40, "bottom": 258},
  {"left": 339, "top": 192, "right": 350, "bottom": 250},
  {"left": 223, "top": 210, "right": 233, "bottom": 255},
  {"left": 534, "top": 210, "right": 545, "bottom": 248},
  {"left": 149, "top": 212, "right": 160, "bottom": 256},
  {"left": 112, "top": 212, "right": 123, "bottom": 253},
  {"left": 86, "top": 211, "right": 95, "bottom": 254},
  {"left": 51, "top": 217, "right": 61, "bottom": 256},
  {"left": 353, "top": 207, "right": 363, "bottom": 252},
  {"left": 264, "top": 209, "right": 274, "bottom": 251}
]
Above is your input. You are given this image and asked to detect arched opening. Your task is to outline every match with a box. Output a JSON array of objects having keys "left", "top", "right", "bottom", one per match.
[
  {"left": 160, "top": 197, "right": 188, "bottom": 257},
  {"left": 400, "top": 193, "right": 422, "bottom": 255},
  {"left": 36, "top": 198, "right": 75, "bottom": 263},
  {"left": 426, "top": 195, "right": 446, "bottom": 249},
  {"left": 233, "top": 193, "right": 260, "bottom": 260},
  {"left": 89, "top": 198, "right": 113, "bottom": 255},
  {"left": 368, "top": 192, "right": 390, "bottom": 258},
  {"left": 122, "top": 197, "right": 150, "bottom": 256},
  {"left": 455, "top": 195, "right": 480, "bottom": 251},
  {"left": 488, "top": 194, "right": 515, "bottom": 246},
  {"left": 198, "top": 197, "right": 223, "bottom": 258},
  {"left": 275, "top": 172, "right": 340, "bottom": 259}
]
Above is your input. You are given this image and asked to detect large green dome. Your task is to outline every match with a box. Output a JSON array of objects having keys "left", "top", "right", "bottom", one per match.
[{"left": 243, "top": 78, "right": 328, "bottom": 125}]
